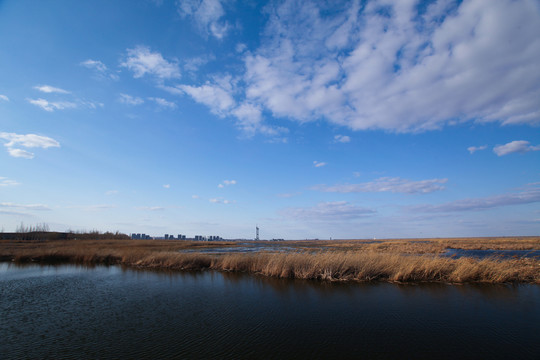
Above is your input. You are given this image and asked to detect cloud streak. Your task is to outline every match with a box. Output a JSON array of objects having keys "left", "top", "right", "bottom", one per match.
[
  {"left": 34, "top": 85, "right": 70, "bottom": 94},
  {"left": 0, "top": 202, "right": 51, "bottom": 211},
  {"left": 118, "top": 93, "right": 144, "bottom": 106},
  {"left": 317, "top": 177, "right": 448, "bottom": 194},
  {"left": 80, "top": 59, "right": 119, "bottom": 80},
  {"left": 493, "top": 140, "right": 540, "bottom": 156},
  {"left": 27, "top": 98, "right": 77, "bottom": 112},
  {"left": 0, "top": 177, "right": 20, "bottom": 186},
  {"left": 468, "top": 145, "right": 487, "bottom": 154},
  {"left": 280, "top": 201, "right": 375, "bottom": 221},
  {"left": 412, "top": 184, "right": 540, "bottom": 213}
]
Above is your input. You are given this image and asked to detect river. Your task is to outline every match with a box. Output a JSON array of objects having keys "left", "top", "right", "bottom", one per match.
[{"left": 1, "top": 263, "right": 539, "bottom": 359}]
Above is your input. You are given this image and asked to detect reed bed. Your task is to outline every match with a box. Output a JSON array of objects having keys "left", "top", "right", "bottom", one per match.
[{"left": 1, "top": 237, "right": 539, "bottom": 283}]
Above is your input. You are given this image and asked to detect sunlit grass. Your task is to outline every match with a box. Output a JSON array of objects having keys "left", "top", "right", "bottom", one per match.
[{"left": 1, "top": 236, "right": 539, "bottom": 283}]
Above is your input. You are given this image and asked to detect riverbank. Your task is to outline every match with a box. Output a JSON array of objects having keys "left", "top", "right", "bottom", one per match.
[{"left": 1, "top": 237, "right": 539, "bottom": 283}]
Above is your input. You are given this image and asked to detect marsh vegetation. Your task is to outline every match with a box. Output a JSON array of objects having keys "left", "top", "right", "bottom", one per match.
[{"left": 1, "top": 235, "right": 539, "bottom": 283}]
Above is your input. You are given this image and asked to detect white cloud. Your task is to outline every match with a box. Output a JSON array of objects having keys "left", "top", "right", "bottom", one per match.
[
  {"left": 280, "top": 201, "right": 375, "bottom": 221},
  {"left": 149, "top": 97, "right": 177, "bottom": 109},
  {"left": 468, "top": 145, "right": 487, "bottom": 154},
  {"left": 334, "top": 135, "right": 351, "bottom": 143},
  {"left": 81, "top": 59, "right": 119, "bottom": 80},
  {"left": 105, "top": 190, "right": 118, "bottom": 195},
  {"left": 218, "top": 179, "right": 237, "bottom": 188},
  {"left": 7, "top": 148, "right": 34, "bottom": 159},
  {"left": 34, "top": 85, "right": 70, "bottom": 94},
  {"left": 0, "top": 132, "right": 60, "bottom": 149},
  {"left": 81, "top": 59, "right": 107, "bottom": 72},
  {"left": 0, "top": 132, "right": 60, "bottom": 159},
  {"left": 317, "top": 177, "right": 448, "bottom": 194},
  {"left": 121, "top": 46, "right": 180, "bottom": 79},
  {"left": 0, "top": 177, "right": 19, "bottom": 186},
  {"left": 413, "top": 184, "right": 540, "bottom": 212},
  {"left": 177, "top": 0, "right": 229, "bottom": 39},
  {"left": 169, "top": 76, "right": 288, "bottom": 136},
  {"left": 27, "top": 98, "right": 77, "bottom": 112},
  {"left": 0, "top": 202, "right": 51, "bottom": 211},
  {"left": 178, "top": 79, "right": 235, "bottom": 115},
  {"left": 0, "top": 95, "right": 9, "bottom": 102},
  {"left": 192, "top": 194, "right": 200, "bottom": 199},
  {"left": 118, "top": 93, "right": 144, "bottom": 106},
  {"left": 163, "top": 184, "right": 171, "bottom": 189},
  {"left": 209, "top": 197, "right": 234, "bottom": 204},
  {"left": 493, "top": 140, "right": 540, "bottom": 156},
  {"left": 313, "top": 161, "right": 327, "bottom": 168},
  {"left": 239, "top": 0, "right": 540, "bottom": 132}
]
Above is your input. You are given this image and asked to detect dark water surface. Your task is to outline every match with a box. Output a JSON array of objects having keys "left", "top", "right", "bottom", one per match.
[
  {"left": 1, "top": 263, "right": 539, "bottom": 359},
  {"left": 442, "top": 248, "right": 540, "bottom": 259}
]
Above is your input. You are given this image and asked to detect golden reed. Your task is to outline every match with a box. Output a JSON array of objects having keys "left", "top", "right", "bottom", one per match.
[{"left": 1, "top": 237, "right": 539, "bottom": 283}]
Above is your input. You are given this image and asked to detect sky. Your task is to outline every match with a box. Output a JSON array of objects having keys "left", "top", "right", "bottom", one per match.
[{"left": 1, "top": 0, "right": 539, "bottom": 239}]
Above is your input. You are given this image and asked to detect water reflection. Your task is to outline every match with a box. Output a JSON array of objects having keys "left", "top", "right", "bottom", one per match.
[{"left": 1, "top": 264, "right": 539, "bottom": 359}]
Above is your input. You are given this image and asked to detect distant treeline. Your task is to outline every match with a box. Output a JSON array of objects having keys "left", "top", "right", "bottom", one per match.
[{"left": 1, "top": 230, "right": 130, "bottom": 241}]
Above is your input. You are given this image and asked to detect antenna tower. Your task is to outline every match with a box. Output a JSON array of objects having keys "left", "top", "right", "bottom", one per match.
[{"left": 255, "top": 225, "right": 260, "bottom": 241}]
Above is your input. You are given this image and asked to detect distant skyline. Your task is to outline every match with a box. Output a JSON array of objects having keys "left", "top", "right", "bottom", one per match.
[{"left": 1, "top": 0, "right": 539, "bottom": 239}]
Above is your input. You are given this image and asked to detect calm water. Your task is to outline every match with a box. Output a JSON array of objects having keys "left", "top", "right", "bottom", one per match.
[
  {"left": 1, "top": 263, "right": 539, "bottom": 359},
  {"left": 442, "top": 248, "right": 540, "bottom": 259}
]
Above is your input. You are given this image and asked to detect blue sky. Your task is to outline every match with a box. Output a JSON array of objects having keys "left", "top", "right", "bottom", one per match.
[{"left": 1, "top": 0, "right": 539, "bottom": 239}]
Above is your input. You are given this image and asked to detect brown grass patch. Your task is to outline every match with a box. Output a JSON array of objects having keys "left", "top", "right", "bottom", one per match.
[{"left": 1, "top": 237, "right": 538, "bottom": 283}]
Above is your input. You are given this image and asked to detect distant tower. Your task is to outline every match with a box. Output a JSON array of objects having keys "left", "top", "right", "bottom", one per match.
[{"left": 255, "top": 225, "right": 260, "bottom": 241}]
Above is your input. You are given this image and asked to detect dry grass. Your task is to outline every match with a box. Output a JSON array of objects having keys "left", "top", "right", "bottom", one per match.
[{"left": 1, "top": 237, "right": 539, "bottom": 283}]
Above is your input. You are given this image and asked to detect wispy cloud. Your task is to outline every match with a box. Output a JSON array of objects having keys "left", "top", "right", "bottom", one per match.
[
  {"left": 0, "top": 95, "right": 9, "bottom": 102},
  {"left": 177, "top": 0, "right": 229, "bottom": 39},
  {"left": 209, "top": 197, "right": 234, "bottom": 204},
  {"left": 105, "top": 190, "right": 118, "bottom": 195},
  {"left": 467, "top": 145, "right": 487, "bottom": 154},
  {"left": 7, "top": 148, "right": 35, "bottom": 159},
  {"left": 0, "top": 177, "right": 20, "bottom": 186},
  {"left": 334, "top": 135, "right": 350, "bottom": 143},
  {"left": 80, "top": 59, "right": 119, "bottom": 80},
  {"left": 280, "top": 201, "right": 375, "bottom": 221},
  {"left": 218, "top": 180, "right": 236, "bottom": 188},
  {"left": 148, "top": 97, "right": 177, "bottom": 109},
  {"left": 412, "top": 184, "right": 540, "bottom": 213},
  {"left": 121, "top": 46, "right": 180, "bottom": 79},
  {"left": 118, "top": 93, "right": 144, "bottom": 106},
  {"left": 317, "top": 177, "right": 448, "bottom": 194},
  {"left": 0, "top": 202, "right": 51, "bottom": 211},
  {"left": 136, "top": 206, "right": 165, "bottom": 211},
  {"left": 493, "top": 140, "right": 540, "bottom": 156},
  {"left": 27, "top": 98, "right": 77, "bottom": 112},
  {"left": 34, "top": 85, "right": 70, "bottom": 94},
  {"left": 313, "top": 161, "right": 327, "bottom": 168},
  {"left": 0, "top": 132, "right": 60, "bottom": 159},
  {"left": 67, "top": 204, "right": 117, "bottom": 211},
  {"left": 163, "top": 184, "right": 171, "bottom": 189}
]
